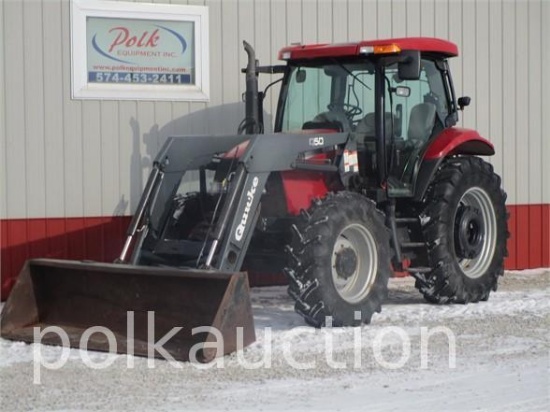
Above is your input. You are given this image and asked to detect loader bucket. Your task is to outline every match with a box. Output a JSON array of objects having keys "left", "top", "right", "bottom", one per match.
[{"left": 0, "top": 259, "right": 255, "bottom": 363}]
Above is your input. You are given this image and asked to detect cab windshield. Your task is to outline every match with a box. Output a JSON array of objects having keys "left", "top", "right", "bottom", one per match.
[{"left": 279, "top": 61, "right": 375, "bottom": 133}]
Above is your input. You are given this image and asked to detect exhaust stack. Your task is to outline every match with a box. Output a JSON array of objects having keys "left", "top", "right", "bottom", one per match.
[{"left": 243, "top": 41, "right": 260, "bottom": 134}]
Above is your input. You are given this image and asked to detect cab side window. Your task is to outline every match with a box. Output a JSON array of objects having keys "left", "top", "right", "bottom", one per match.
[{"left": 387, "top": 59, "right": 449, "bottom": 144}]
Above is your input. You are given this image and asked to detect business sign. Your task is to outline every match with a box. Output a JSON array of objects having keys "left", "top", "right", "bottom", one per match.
[
  {"left": 71, "top": 0, "right": 209, "bottom": 101},
  {"left": 87, "top": 17, "right": 195, "bottom": 86}
]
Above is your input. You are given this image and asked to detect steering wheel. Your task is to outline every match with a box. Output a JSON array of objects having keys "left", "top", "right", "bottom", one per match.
[{"left": 328, "top": 103, "right": 363, "bottom": 120}]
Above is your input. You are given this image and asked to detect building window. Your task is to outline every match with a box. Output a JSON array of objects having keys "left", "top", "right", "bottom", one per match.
[{"left": 71, "top": 0, "right": 209, "bottom": 101}]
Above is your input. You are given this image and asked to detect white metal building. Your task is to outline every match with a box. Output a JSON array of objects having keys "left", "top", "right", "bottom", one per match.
[{"left": 1, "top": 0, "right": 548, "bottom": 297}]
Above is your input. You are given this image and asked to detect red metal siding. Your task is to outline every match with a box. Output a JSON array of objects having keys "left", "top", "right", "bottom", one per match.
[
  {"left": 544, "top": 206, "right": 550, "bottom": 268},
  {"left": 516, "top": 206, "right": 530, "bottom": 270},
  {"left": 507, "top": 206, "right": 518, "bottom": 269},
  {"left": 1, "top": 204, "right": 548, "bottom": 299},
  {"left": 506, "top": 204, "right": 550, "bottom": 270},
  {"left": 528, "top": 205, "right": 542, "bottom": 268},
  {"left": 0, "top": 217, "right": 131, "bottom": 299}
]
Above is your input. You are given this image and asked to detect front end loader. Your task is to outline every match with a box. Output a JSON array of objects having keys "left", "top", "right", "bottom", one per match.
[{"left": 1, "top": 37, "right": 508, "bottom": 359}]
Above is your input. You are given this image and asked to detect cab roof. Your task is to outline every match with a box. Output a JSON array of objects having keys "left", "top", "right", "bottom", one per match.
[{"left": 278, "top": 37, "right": 458, "bottom": 60}]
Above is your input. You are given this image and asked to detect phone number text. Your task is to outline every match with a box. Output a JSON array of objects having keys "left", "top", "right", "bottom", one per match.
[{"left": 88, "top": 72, "right": 192, "bottom": 85}]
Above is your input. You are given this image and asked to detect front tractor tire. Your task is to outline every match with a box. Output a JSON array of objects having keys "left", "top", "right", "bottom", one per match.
[
  {"left": 284, "top": 192, "right": 392, "bottom": 327},
  {"left": 416, "top": 156, "right": 508, "bottom": 304}
]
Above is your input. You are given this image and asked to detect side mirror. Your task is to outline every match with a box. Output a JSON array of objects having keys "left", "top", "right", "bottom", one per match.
[
  {"left": 458, "top": 96, "right": 471, "bottom": 110},
  {"left": 296, "top": 69, "right": 307, "bottom": 83},
  {"left": 398, "top": 50, "right": 421, "bottom": 80}
]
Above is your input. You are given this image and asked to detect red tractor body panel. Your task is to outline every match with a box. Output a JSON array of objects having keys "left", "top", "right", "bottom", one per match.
[
  {"left": 281, "top": 170, "right": 330, "bottom": 215},
  {"left": 224, "top": 130, "right": 339, "bottom": 216},
  {"left": 279, "top": 37, "right": 458, "bottom": 60},
  {"left": 424, "top": 127, "right": 495, "bottom": 160}
]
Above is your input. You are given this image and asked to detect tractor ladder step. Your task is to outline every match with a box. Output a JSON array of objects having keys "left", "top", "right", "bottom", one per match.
[
  {"left": 406, "top": 267, "right": 432, "bottom": 273},
  {"left": 395, "top": 217, "right": 419, "bottom": 224},
  {"left": 400, "top": 242, "right": 425, "bottom": 248}
]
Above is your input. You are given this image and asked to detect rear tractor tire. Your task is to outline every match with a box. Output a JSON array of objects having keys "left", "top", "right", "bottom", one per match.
[
  {"left": 416, "top": 156, "right": 508, "bottom": 304},
  {"left": 284, "top": 192, "right": 392, "bottom": 327}
]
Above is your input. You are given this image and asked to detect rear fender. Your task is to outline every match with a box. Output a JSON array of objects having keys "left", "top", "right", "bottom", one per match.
[
  {"left": 423, "top": 127, "right": 494, "bottom": 160},
  {"left": 414, "top": 128, "right": 495, "bottom": 201}
]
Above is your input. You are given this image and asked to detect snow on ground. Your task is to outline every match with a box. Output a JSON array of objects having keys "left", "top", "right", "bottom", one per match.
[{"left": 0, "top": 269, "right": 548, "bottom": 411}]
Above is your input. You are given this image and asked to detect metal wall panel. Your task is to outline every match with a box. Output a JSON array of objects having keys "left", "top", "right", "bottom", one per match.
[
  {"left": 363, "top": 0, "right": 377, "bottom": 39},
  {"left": 43, "top": 0, "right": 66, "bottom": 219},
  {"left": 528, "top": 0, "right": 542, "bottom": 205},
  {"left": 488, "top": 0, "right": 503, "bottom": 179},
  {"left": 502, "top": 0, "right": 517, "bottom": 203},
  {"left": 61, "top": 0, "right": 84, "bottom": 218},
  {"left": 0, "top": 0, "right": 548, "bottom": 276},
  {"left": 82, "top": 101, "right": 102, "bottom": 216},
  {"left": 377, "top": 0, "right": 392, "bottom": 38},
  {"left": 100, "top": 101, "right": 120, "bottom": 215},
  {"left": 23, "top": 1, "right": 46, "bottom": 219},
  {"left": 0, "top": 0, "right": 6, "bottom": 220},
  {"left": 516, "top": 3, "right": 530, "bottom": 205},
  {"left": 420, "top": 0, "right": 435, "bottom": 37},
  {"left": 347, "top": 0, "right": 363, "bottom": 40},
  {"left": 542, "top": 0, "right": 550, "bottom": 205},
  {"left": 474, "top": 0, "right": 490, "bottom": 141},
  {"left": 4, "top": 0, "right": 27, "bottom": 220},
  {"left": 118, "top": 100, "right": 137, "bottom": 212},
  {"left": 392, "top": 0, "right": 407, "bottom": 38},
  {"left": 434, "top": 0, "right": 448, "bottom": 39},
  {"left": 333, "top": 0, "right": 348, "bottom": 41},
  {"left": 317, "top": 0, "right": 331, "bottom": 42},
  {"left": 406, "top": 0, "right": 421, "bottom": 37}
]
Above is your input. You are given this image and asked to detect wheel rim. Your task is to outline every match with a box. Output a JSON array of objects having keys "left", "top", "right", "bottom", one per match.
[
  {"left": 454, "top": 187, "right": 497, "bottom": 279},
  {"left": 331, "top": 223, "right": 378, "bottom": 303}
]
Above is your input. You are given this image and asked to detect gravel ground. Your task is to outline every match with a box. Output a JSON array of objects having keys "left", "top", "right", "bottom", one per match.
[{"left": 0, "top": 269, "right": 548, "bottom": 411}]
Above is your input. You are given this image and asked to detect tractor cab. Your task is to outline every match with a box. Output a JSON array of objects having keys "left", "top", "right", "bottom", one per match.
[{"left": 275, "top": 38, "right": 460, "bottom": 197}]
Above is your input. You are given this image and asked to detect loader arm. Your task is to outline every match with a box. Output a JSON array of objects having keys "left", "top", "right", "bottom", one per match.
[
  {"left": 132, "top": 131, "right": 349, "bottom": 272},
  {"left": 127, "top": 134, "right": 250, "bottom": 265},
  {"left": 214, "top": 132, "right": 349, "bottom": 272}
]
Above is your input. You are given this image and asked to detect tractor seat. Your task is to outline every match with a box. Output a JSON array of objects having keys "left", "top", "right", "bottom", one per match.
[
  {"left": 407, "top": 102, "right": 437, "bottom": 143},
  {"left": 302, "top": 110, "right": 351, "bottom": 132},
  {"left": 399, "top": 102, "right": 438, "bottom": 182},
  {"left": 355, "top": 112, "right": 395, "bottom": 150}
]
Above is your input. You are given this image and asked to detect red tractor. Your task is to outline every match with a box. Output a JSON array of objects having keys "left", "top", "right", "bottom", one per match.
[
  {"left": 237, "top": 37, "right": 508, "bottom": 326},
  {"left": 1, "top": 37, "right": 508, "bottom": 360}
]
